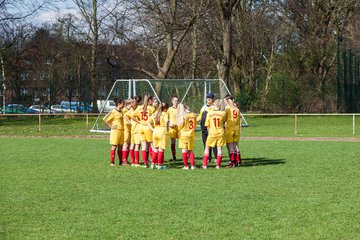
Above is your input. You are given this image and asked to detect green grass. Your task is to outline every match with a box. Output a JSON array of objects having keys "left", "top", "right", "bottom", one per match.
[{"left": 1, "top": 137, "right": 360, "bottom": 239}]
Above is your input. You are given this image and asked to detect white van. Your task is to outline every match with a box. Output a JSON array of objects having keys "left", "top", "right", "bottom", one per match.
[{"left": 97, "top": 100, "right": 116, "bottom": 112}]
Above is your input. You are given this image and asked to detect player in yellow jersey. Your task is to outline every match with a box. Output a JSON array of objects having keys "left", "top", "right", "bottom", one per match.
[
  {"left": 224, "top": 95, "right": 241, "bottom": 167},
  {"left": 197, "top": 93, "right": 217, "bottom": 162},
  {"left": 103, "top": 97, "right": 125, "bottom": 166},
  {"left": 202, "top": 99, "right": 228, "bottom": 169},
  {"left": 121, "top": 99, "right": 133, "bottom": 165},
  {"left": 131, "top": 95, "right": 155, "bottom": 167},
  {"left": 233, "top": 101, "right": 242, "bottom": 165},
  {"left": 177, "top": 104, "right": 197, "bottom": 170},
  {"left": 147, "top": 102, "right": 169, "bottom": 170},
  {"left": 168, "top": 96, "right": 179, "bottom": 161},
  {"left": 126, "top": 95, "right": 142, "bottom": 166}
]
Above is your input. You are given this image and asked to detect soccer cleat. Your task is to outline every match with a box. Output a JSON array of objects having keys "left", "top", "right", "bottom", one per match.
[
  {"left": 110, "top": 163, "right": 116, "bottom": 167},
  {"left": 172, "top": 157, "right": 177, "bottom": 162},
  {"left": 182, "top": 166, "right": 189, "bottom": 170},
  {"left": 191, "top": 166, "right": 196, "bottom": 170},
  {"left": 122, "top": 162, "right": 130, "bottom": 166},
  {"left": 202, "top": 165, "right": 207, "bottom": 169},
  {"left": 157, "top": 165, "right": 167, "bottom": 170},
  {"left": 133, "top": 164, "right": 141, "bottom": 168},
  {"left": 149, "top": 164, "right": 155, "bottom": 169},
  {"left": 215, "top": 166, "right": 220, "bottom": 169},
  {"left": 142, "top": 164, "right": 149, "bottom": 168}
]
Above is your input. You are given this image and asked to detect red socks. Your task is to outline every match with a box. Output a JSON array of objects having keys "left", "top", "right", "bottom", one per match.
[
  {"left": 151, "top": 151, "right": 158, "bottom": 165},
  {"left": 135, "top": 150, "right": 139, "bottom": 164},
  {"left": 203, "top": 154, "right": 209, "bottom": 166},
  {"left": 110, "top": 149, "right": 115, "bottom": 164},
  {"left": 157, "top": 151, "right": 164, "bottom": 166},
  {"left": 117, "top": 149, "right": 122, "bottom": 164},
  {"left": 189, "top": 152, "right": 195, "bottom": 167},
  {"left": 122, "top": 150, "right": 129, "bottom": 163},
  {"left": 236, "top": 152, "right": 241, "bottom": 164},
  {"left": 130, "top": 149, "right": 135, "bottom": 164},
  {"left": 216, "top": 155, "right": 223, "bottom": 167},
  {"left": 182, "top": 152, "right": 189, "bottom": 167},
  {"left": 142, "top": 150, "right": 148, "bottom": 165}
]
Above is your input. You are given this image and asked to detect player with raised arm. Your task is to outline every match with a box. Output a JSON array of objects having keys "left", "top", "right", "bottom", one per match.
[
  {"left": 103, "top": 97, "right": 125, "bottom": 166},
  {"left": 177, "top": 104, "right": 197, "bottom": 170},
  {"left": 168, "top": 96, "right": 179, "bottom": 161},
  {"left": 224, "top": 95, "right": 241, "bottom": 167},
  {"left": 147, "top": 102, "right": 169, "bottom": 170},
  {"left": 202, "top": 99, "right": 228, "bottom": 169},
  {"left": 131, "top": 95, "right": 155, "bottom": 167}
]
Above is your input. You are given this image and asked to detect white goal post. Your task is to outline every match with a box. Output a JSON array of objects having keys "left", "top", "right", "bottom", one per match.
[{"left": 90, "top": 79, "right": 248, "bottom": 133}]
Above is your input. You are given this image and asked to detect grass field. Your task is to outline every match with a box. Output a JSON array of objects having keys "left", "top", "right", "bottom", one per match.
[{"left": 1, "top": 136, "right": 360, "bottom": 239}]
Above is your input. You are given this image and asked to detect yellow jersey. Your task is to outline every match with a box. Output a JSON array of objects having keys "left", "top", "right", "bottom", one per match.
[
  {"left": 167, "top": 106, "right": 178, "bottom": 126},
  {"left": 132, "top": 105, "right": 155, "bottom": 125},
  {"left": 179, "top": 112, "right": 197, "bottom": 137},
  {"left": 205, "top": 110, "right": 227, "bottom": 137},
  {"left": 148, "top": 112, "right": 169, "bottom": 128},
  {"left": 104, "top": 108, "right": 124, "bottom": 130},
  {"left": 122, "top": 107, "right": 132, "bottom": 132},
  {"left": 224, "top": 106, "right": 240, "bottom": 131}
]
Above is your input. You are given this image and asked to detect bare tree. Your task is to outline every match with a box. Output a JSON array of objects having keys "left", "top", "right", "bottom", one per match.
[
  {"left": 131, "top": 0, "right": 196, "bottom": 79},
  {"left": 72, "top": 0, "right": 124, "bottom": 112}
]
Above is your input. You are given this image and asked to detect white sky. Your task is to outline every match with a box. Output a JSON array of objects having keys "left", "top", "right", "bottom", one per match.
[{"left": 31, "top": 1, "right": 79, "bottom": 25}]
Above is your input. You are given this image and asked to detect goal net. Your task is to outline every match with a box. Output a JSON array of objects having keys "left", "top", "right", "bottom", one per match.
[{"left": 90, "top": 79, "right": 248, "bottom": 133}]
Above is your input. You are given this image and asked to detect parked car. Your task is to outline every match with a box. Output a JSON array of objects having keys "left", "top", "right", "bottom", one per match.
[
  {"left": 60, "top": 101, "right": 92, "bottom": 112},
  {"left": 51, "top": 105, "right": 76, "bottom": 113},
  {"left": 29, "top": 105, "right": 51, "bottom": 113},
  {"left": 4, "top": 104, "right": 30, "bottom": 114}
]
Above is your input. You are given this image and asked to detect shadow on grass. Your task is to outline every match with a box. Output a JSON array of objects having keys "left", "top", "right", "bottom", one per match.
[
  {"left": 164, "top": 157, "right": 286, "bottom": 168},
  {"left": 240, "top": 157, "right": 286, "bottom": 167}
]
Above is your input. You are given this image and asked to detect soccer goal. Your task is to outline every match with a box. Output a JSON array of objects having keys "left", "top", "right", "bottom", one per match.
[{"left": 90, "top": 79, "right": 249, "bottom": 133}]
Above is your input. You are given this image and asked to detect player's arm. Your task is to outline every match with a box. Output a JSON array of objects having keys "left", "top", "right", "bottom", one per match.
[
  {"left": 205, "top": 113, "right": 210, "bottom": 132},
  {"left": 124, "top": 111, "right": 132, "bottom": 124},
  {"left": 104, "top": 112, "right": 116, "bottom": 129},
  {"left": 147, "top": 116, "right": 155, "bottom": 131},
  {"left": 196, "top": 107, "right": 203, "bottom": 122}
]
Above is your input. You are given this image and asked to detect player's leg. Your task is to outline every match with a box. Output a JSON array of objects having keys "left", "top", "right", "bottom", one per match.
[
  {"left": 171, "top": 138, "right": 177, "bottom": 161},
  {"left": 157, "top": 148, "right": 166, "bottom": 170},
  {"left": 110, "top": 145, "right": 117, "bottom": 166},
  {"left": 181, "top": 148, "right": 189, "bottom": 169},
  {"left": 216, "top": 146, "right": 223, "bottom": 169},
  {"left": 117, "top": 144, "right": 123, "bottom": 165}
]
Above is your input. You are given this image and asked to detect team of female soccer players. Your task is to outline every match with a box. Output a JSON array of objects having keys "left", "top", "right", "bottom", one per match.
[{"left": 104, "top": 93, "right": 242, "bottom": 170}]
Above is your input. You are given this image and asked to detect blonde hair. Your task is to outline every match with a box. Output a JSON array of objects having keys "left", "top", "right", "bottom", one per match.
[
  {"left": 154, "top": 102, "right": 168, "bottom": 125},
  {"left": 213, "top": 99, "right": 224, "bottom": 110},
  {"left": 176, "top": 104, "right": 186, "bottom": 127}
]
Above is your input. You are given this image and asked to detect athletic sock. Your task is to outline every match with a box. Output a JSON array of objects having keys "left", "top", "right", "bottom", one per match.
[
  {"left": 230, "top": 152, "right": 235, "bottom": 161},
  {"left": 189, "top": 152, "right": 195, "bottom": 167},
  {"left": 236, "top": 152, "right": 241, "bottom": 164},
  {"left": 110, "top": 149, "right": 115, "bottom": 164},
  {"left": 122, "top": 150, "right": 129, "bottom": 163},
  {"left": 130, "top": 149, "right": 135, "bottom": 164},
  {"left": 171, "top": 143, "right": 176, "bottom": 159},
  {"left": 157, "top": 151, "right": 164, "bottom": 166},
  {"left": 216, "top": 155, "right": 223, "bottom": 167},
  {"left": 117, "top": 149, "right": 122, "bottom": 164},
  {"left": 182, "top": 152, "right": 189, "bottom": 167},
  {"left": 135, "top": 150, "right": 139, "bottom": 164},
  {"left": 142, "top": 150, "right": 148, "bottom": 165},
  {"left": 151, "top": 151, "right": 158, "bottom": 165},
  {"left": 203, "top": 154, "right": 209, "bottom": 166}
]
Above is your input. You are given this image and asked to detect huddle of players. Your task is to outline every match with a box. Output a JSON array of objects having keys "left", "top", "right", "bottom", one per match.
[{"left": 103, "top": 93, "right": 241, "bottom": 170}]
